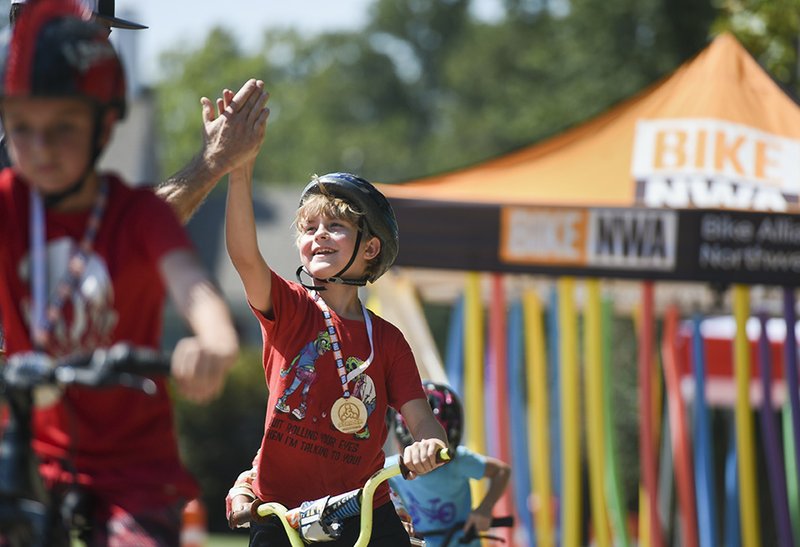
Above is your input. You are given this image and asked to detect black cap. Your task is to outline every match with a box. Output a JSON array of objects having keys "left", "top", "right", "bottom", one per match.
[{"left": 90, "top": 0, "right": 147, "bottom": 30}]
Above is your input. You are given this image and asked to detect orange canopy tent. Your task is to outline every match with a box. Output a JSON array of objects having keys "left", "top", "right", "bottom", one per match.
[{"left": 379, "top": 33, "right": 800, "bottom": 285}]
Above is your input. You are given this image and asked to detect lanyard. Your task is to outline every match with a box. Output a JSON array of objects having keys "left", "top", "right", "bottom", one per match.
[
  {"left": 312, "top": 291, "right": 374, "bottom": 398},
  {"left": 29, "top": 178, "right": 109, "bottom": 349}
]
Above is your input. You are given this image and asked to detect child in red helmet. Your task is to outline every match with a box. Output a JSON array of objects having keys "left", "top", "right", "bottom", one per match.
[
  {"left": 388, "top": 382, "right": 512, "bottom": 546},
  {"left": 0, "top": 0, "right": 238, "bottom": 544}
]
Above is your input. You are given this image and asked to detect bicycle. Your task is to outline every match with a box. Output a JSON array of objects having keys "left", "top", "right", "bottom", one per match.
[
  {"left": 0, "top": 343, "right": 171, "bottom": 547},
  {"left": 228, "top": 447, "right": 452, "bottom": 547},
  {"left": 414, "top": 515, "right": 514, "bottom": 546}
]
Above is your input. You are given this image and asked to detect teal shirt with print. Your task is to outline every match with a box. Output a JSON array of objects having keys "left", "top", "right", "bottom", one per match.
[{"left": 386, "top": 445, "right": 486, "bottom": 546}]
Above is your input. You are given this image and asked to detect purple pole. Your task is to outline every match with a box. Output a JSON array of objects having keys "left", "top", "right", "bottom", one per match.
[
  {"left": 783, "top": 288, "right": 800, "bottom": 502},
  {"left": 757, "top": 313, "right": 794, "bottom": 547}
]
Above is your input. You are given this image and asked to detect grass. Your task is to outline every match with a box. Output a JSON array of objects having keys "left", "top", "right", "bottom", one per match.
[{"left": 207, "top": 532, "right": 250, "bottom": 546}]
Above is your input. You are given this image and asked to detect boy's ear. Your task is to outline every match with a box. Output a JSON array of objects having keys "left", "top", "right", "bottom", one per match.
[
  {"left": 363, "top": 237, "right": 381, "bottom": 260},
  {"left": 98, "top": 108, "right": 120, "bottom": 148}
]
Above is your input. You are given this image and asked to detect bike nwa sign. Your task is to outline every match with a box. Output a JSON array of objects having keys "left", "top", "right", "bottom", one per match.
[{"left": 388, "top": 197, "right": 800, "bottom": 285}]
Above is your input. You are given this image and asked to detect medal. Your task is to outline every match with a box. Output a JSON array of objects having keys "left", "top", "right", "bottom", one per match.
[
  {"left": 313, "top": 292, "right": 375, "bottom": 434},
  {"left": 331, "top": 395, "right": 368, "bottom": 433}
]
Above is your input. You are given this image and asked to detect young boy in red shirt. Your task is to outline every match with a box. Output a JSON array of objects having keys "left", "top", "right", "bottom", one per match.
[{"left": 225, "top": 141, "right": 449, "bottom": 542}]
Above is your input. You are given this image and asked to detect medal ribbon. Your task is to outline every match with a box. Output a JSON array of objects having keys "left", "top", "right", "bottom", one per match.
[
  {"left": 313, "top": 292, "right": 374, "bottom": 398},
  {"left": 29, "top": 178, "right": 109, "bottom": 349}
]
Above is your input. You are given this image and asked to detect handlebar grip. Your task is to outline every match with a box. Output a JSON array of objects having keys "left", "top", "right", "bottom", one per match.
[
  {"left": 399, "top": 447, "right": 451, "bottom": 479},
  {"left": 228, "top": 505, "right": 254, "bottom": 529},
  {"left": 103, "top": 345, "right": 171, "bottom": 375},
  {"left": 489, "top": 516, "right": 514, "bottom": 528},
  {"left": 228, "top": 499, "right": 273, "bottom": 529}
]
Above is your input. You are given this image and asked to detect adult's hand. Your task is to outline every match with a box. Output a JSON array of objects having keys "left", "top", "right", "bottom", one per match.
[
  {"left": 201, "top": 78, "right": 269, "bottom": 175},
  {"left": 157, "top": 78, "right": 270, "bottom": 224}
]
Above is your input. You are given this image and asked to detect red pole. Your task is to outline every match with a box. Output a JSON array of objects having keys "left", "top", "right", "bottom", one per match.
[
  {"left": 490, "top": 274, "right": 514, "bottom": 544},
  {"left": 638, "top": 282, "right": 662, "bottom": 547}
]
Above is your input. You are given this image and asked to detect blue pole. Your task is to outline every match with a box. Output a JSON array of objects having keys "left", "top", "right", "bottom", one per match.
[
  {"left": 445, "top": 295, "right": 465, "bottom": 397},
  {"left": 508, "top": 300, "right": 536, "bottom": 546},
  {"left": 691, "top": 315, "right": 719, "bottom": 547}
]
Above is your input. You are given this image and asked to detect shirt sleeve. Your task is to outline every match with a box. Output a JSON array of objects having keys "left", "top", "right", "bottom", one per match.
[
  {"left": 128, "top": 189, "right": 193, "bottom": 262},
  {"left": 456, "top": 446, "right": 487, "bottom": 480}
]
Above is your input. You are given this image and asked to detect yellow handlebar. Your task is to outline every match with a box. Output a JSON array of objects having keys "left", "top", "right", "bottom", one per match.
[{"left": 254, "top": 447, "right": 451, "bottom": 547}]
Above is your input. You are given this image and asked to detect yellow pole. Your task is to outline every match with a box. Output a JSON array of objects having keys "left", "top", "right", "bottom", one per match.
[
  {"left": 464, "top": 272, "right": 487, "bottom": 503},
  {"left": 732, "top": 285, "right": 761, "bottom": 547},
  {"left": 558, "top": 277, "right": 581, "bottom": 547},
  {"left": 523, "top": 289, "right": 554, "bottom": 547},
  {"left": 584, "top": 280, "right": 610, "bottom": 547}
]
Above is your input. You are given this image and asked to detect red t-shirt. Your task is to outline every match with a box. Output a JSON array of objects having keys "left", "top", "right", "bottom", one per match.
[
  {"left": 0, "top": 169, "right": 198, "bottom": 506},
  {"left": 251, "top": 271, "right": 425, "bottom": 509}
]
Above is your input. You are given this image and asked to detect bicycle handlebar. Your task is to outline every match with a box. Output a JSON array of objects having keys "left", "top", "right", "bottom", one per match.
[
  {"left": 229, "top": 447, "right": 452, "bottom": 547},
  {"left": 1, "top": 343, "right": 171, "bottom": 395},
  {"left": 418, "top": 515, "right": 514, "bottom": 545}
]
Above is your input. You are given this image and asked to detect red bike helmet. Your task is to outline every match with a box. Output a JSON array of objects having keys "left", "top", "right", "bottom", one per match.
[
  {"left": 0, "top": 0, "right": 126, "bottom": 205},
  {"left": 393, "top": 382, "right": 464, "bottom": 449},
  {"left": 0, "top": 0, "right": 126, "bottom": 119}
]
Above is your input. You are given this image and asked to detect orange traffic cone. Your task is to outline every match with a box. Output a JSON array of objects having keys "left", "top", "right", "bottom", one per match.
[{"left": 181, "top": 498, "right": 207, "bottom": 547}]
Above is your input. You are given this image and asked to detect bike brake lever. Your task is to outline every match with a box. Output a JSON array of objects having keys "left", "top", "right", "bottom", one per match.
[{"left": 113, "top": 372, "right": 157, "bottom": 395}]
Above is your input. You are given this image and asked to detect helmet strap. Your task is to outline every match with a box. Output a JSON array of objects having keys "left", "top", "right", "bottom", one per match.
[
  {"left": 295, "top": 218, "right": 371, "bottom": 289},
  {"left": 329, "top": 221, "right": 364, "bottom": 280},
  {"left": 42, "top": 108, "right": 105, "bottom": 208},
  {"left": 295, "top": 266, "right": 326, "bottom": 291}
]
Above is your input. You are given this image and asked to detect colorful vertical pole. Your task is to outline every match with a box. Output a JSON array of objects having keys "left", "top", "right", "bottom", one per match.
[
  {"left": 488, "top": 274, "right": 514, "bottom": 544},
  {"left": 524, "top": 289, "right": 554, "bottom": 547},
  {"left": 558, "top": 277, "right": 580, "bottom": 547},
  {"left": 661, "top": 306, "right": 698, "bottom": 547},
  {"left": 782, "top": 287, "right": 800, "bottom": 534},
  {"left": 724, "top": 416, "right": 741, "bottom": 547},
  {"left": 601, "top": 298, "right": 631, "bottom": 547},
  {"left": 464, "top": 272, "right": 486, "bottom": 502},
  {"left": 783, "top": 403, "right": 800, "bottom": 542},
  {"left": 584, "top": 280, "right": 610, "bottom": 547},
  {"left": 547, "top": 287, "right": 562, "bottom": 537},
  {"left": 445, "top": 295, "right": 465, "bottom": 397},
  {"left": 732, "top": 285, "right": 761, "bottom": 547},
  {"left": 692, "top": 314, "right": 719, "bottom": 547},
  {"left": 756, "top": 313, "right": 794, "bottom": 547},
  {"left": 638, "top": 281, "right": 662, "bottom": 547},
  {"left": 508, "top": 299, "right": 535, "bottom": 545}
]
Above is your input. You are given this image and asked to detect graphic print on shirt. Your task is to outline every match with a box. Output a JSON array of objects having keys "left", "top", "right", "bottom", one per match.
[
  {"left": 344, "top": 356, "right": 376, "bottom": 440},
  {"left": 403, "top": 490, "right": 457, "bottom": 527},
  {"left": 19, "top": 236, "right": 117, "bottom": 357},
  {"left": 276, "top": 330, "right": 332, "bottom": 420}
]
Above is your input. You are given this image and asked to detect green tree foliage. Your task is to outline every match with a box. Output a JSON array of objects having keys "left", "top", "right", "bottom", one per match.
[
  {"left": 712, "top": 0, "right": 800, "bottom": 91},
  {"left": 155, "top": 0, "right": 723, "bottom": 186}
]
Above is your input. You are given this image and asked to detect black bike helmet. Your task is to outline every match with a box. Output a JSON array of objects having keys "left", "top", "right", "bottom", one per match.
[
  {"left": 393, "top": 382, "right": 464, "bottom": 449},
  {"left": 0, "top": 0, "right": 126, "bottom": 205},
  {"left": 297, "top": 172, "right": 399, "bottom": 286}
]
